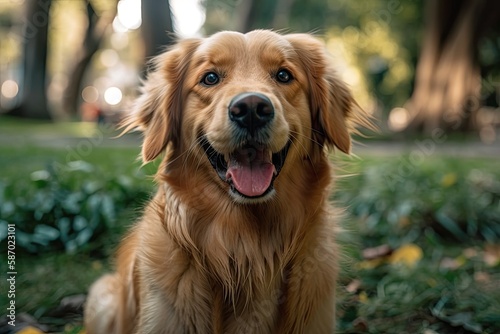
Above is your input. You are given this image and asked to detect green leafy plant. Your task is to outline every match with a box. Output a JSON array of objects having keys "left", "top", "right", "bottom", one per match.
[
  {"left": 0, "top": 160, "right": 151, "bottom": 253},
  {"left": 336, "top": 158, "right": 500, "bottom": 246}
]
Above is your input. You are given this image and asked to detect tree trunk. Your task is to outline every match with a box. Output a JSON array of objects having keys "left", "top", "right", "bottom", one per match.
[
  {"left": 7, "top": 0, "right": 52, "bottom": 119},
  {"left": 62, "top": 1, "right": 116, "bottom": 117},
  {"left": 141, "top": 0, "right": 175, "bottom": 76},
  {"left": 405, "top": 0, "right": 500, "bottom": 134},
  {"left": 272, "top": 0, "right": 295, "bottom": 30},
  {"left": 235, "top": 0, "right": 255, "bottom": 32},
  {"left": 235, "top": 0, "right": 278, "bottom": 33}
]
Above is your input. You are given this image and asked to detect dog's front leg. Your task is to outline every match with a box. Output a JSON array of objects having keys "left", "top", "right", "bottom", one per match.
[
  {"left": 135, "top": 259, "right": 214, "bottom": 334},
  {"left": 279, "top": 234, "right": 338, "bottom": 334}
]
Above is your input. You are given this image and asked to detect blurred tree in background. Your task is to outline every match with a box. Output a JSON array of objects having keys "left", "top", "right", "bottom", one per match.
[
  {"left": 405, "top": 0, "right": 500, "bottom": 134},
  {"left": 203, "top": 0, "right": 423, "bottom": 121},
  {"left": 63, "top": 1, "right": 117, "bottom": 116},
  {"left": 140, "top": 0, "right": 174, "bottom": 75},
  {"left": 0, "top": 0, "right": 499, "bottom": 139},
  {"left": 0, "top": 0, "right": 175, "bottom": 120},
  {"left": 203, "top": 0, "right": 500, "bottom": 138},
  {"left": 6, "top": 0, "right": 53, "bottom": 119}
]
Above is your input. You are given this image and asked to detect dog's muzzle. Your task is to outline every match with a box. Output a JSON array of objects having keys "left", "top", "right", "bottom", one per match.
[{"left": 201, "top": 92, "right": 290, "bottom": 200}]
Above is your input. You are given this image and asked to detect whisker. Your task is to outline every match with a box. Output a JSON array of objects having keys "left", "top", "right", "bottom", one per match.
[
  {"left": 289, "top": 127, "right": 323, "bottom": 147},
  {"left": 288, "top": 132, "right": 320, "bottom": 180}
]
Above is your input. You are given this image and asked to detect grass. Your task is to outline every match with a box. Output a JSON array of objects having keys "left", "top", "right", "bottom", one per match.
[
  {"left": 0, "top": 116, "right": 108, "bottom": 137},
  {"left": 333, "top": 155, "right": 500, "bottom": 333},
  {"left": 0, "top": 119, "right": 499, "bottom": 333},
  {"left": 0, "top": 145, "right": 140, "bottom": 177}
]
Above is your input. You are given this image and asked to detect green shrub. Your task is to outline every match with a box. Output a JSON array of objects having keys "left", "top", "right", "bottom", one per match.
[
  {"left": 0, "top": 160, "right": 152, "bottom": 253},
  {"left": 336, "top": 158, "right": 500, "bottom": 246}
]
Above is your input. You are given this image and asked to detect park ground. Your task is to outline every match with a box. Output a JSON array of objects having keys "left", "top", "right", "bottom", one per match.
[{"left": 0, "top": 117, "right": 499, "bottom": 334}]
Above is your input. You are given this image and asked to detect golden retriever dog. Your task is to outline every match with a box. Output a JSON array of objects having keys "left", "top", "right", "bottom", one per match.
[{"left": 84, "top": 30, "right": 368, "bottom": 334}]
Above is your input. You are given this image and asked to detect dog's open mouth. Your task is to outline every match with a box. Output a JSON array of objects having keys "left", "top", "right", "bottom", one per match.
[{"left": 201, "top": 138, "right": 291, "bottom": 199}]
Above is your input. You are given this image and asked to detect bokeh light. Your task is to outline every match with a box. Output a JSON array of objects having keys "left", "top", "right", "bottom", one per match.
[
  {"left": 116, "top": 0, "right": 141, "bottom": 30},
  {"left": 104, "top": 87, "right": 122, "bottom": 105},
  {"left": 171, "top": 0, "right": 205, "bottom": 37},
  {"left": 82, "top": 86, "right": 99, "bottom": 103},
  {"left": 1, "top": 80, "right": 19, "bottom": 99},
  {"left": 110, "top": 32, "right": 129, "bottom": 49},
  {"left": 388, "top": 107, "right": 410, "bottom": 131},
  {"left": 100, "top": 49, "right": 119, "bottom": 67}
]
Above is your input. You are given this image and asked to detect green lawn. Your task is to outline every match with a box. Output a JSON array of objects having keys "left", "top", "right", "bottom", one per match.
[{"left": 0, "top": 119, "right": 499, "bottom": 333}]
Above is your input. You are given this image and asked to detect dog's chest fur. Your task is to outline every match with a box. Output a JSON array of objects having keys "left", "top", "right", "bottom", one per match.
[{"left": 134, "top": 185, "right": 333, "bottom": 333}]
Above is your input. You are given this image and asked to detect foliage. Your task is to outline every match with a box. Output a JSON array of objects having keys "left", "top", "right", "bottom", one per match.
[
  {"left": 202, "top": 0, "right": 425, "bottom": 114},
  {"left": 0, "top": 160, "right": 151, "bottom": 254},
  {"left": 334, "top": 156, "right": 500, "bottom": 333},
  {"left": 335, "top": 157, "right": 500, "bottom": 247},
  {"left": 338, "top": 252, "right": 500, "bottom": 333}
]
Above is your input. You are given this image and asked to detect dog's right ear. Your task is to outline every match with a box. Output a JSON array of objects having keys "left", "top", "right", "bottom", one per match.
[{"left": 120, "top": 38, "right": 201, "bottom": 163}]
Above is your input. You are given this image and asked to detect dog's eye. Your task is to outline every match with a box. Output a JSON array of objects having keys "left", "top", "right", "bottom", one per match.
[
  {"left": 201, "top": 72, "right": 220, "bottom": 86},
  {"left": 276, "top": 69, "right": 292, "bottom": 83}
]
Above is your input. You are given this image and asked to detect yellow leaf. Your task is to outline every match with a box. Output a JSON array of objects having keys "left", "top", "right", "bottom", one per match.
[
  {"left": 358, "top": 291, "right": 369, "bottom": 303},
  {"left": 389, "top": 243, "right": 423, "bottom": 267},
  {"left": 17, "top": 326, "right": 44, "bottom": 334},
  {"left": 356, "top": 257, "right": 386, "bottom": 270},
  {"left": 441, "top": 173, "right": 457, "bottom": 188},
  {"left": 455, "top": 255, "right": 466, "bottom": 267},
  {"left": 91, "top": 260, "right": 103, "bottom": 271},
  {"left": 63, "top": 324, "right": 86, "bottom": 334},
  {"left": 426, "top": 278, "right": 438, "bottom": 287}
]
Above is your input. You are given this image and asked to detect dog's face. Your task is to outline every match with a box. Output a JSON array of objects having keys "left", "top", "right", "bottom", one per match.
[{"left": 124, "top": 30, "right": 362, "bottom": 204}]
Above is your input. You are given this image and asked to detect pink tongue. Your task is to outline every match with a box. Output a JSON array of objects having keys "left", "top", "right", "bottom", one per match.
[{"left": 226, "top": 148, "right": 275, "bottom": 197}]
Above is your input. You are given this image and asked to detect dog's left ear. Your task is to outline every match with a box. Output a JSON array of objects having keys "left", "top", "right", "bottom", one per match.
[
  {"left": 120, "top": 38, "right": 201, "bottom": 162},
  {"left": 285, "top": 34, "right": 370, "bottom": 154}
]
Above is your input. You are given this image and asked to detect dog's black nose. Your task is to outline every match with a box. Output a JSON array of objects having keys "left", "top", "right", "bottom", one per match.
[{"left": 228, "top": 93, "right": 274, "bottom": 134}]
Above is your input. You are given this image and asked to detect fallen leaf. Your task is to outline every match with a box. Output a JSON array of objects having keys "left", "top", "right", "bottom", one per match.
[
  {"left": 345, "top": 279, "right": 361, "bottom": 293},
  {"left": 362, "top": 244, "right": 392, "bottom": 260},
  {"left": 423, "top": 330, "right": 439, "bottom": 334},
  {"left": 483, "top": 244, "right": 500, "bottom": 267},
  {"left": 441, "top": 173, "right": 457, "bottom": 188},
  {"left": 352, "top": 317, "right": 368, "bottom": 331},
  {"left": 463, "top": 247, "right": 479, "bottom": 258},
  {"left": 2, "top": 313, "right": 49, "bottom": 333},
  {"left": 358, "top": 291, "right": 369, "bottom": 303},
  {"left": 63, "top": 324, "right": 85, "bottom": 333},
  {"left": 440, "top": 256, "right": 465, "bottom": 270},
  {"left": 426, "top": 278, "right": 438, "bottom": 288},
  {"left": 389, "top": 243, "right": 423, "bottom": 267},
  {"left": 474, "top": 271, "right": 491, "bottom": 284},
  {"left": 17, "top": 326, "right": 45, "bottom": 334},
  {"left": 356, "top": 257, "right": 386, "bottom": 270},
  {"left": 92, "top": 260, "right": 103, "bottom": 271}
]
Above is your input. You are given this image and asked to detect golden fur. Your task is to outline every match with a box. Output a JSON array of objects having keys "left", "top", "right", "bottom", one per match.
[{"left": 84, "top": 30, "right": 369, "bottom": 334}]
